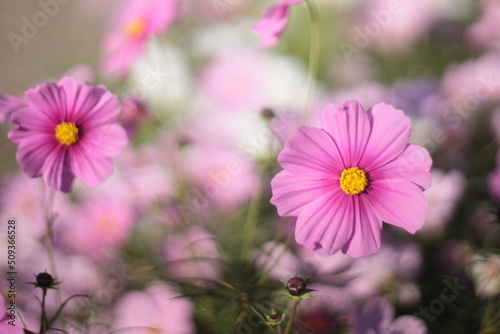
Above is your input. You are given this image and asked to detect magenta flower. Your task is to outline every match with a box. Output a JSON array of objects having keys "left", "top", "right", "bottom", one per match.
[
  {"left": 8, "top": 77, "right": 128, "bottom": 193},
  {"left": 271, "top": 100, "right": 432, "bottom": 257},
  {"left": 253, "top": 0, "right": 303, "bottom": 48},
  {"left": 101, "top": 0, "right": 177, "bottom": 78}
]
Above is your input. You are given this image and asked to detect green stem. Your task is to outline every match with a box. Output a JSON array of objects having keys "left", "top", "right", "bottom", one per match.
[
  {"left": 43, "top": 187, "right": 64, "bottom": 326},
  {"left": 284, "top": 301, "right": 299, "bottom": 334},
  {"left": 303, "top": 0, "right": 320, "bottom": 126},
  {"left": 39, "top": 289, "right": 48, "bottom": 334},
  {"left": 239, "top": 175, "right": 263, "bottom": 261},
  {"left": 240, "top": 132, "right": 276, "bottom": 261}
]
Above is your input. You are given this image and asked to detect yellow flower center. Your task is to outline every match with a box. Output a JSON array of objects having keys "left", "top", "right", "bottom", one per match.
[
  {"left": 339, "top": 167, "right": 368, "bottom": 195},
  {"left": 125, "top": 18, "right": 146, "bottom": 38},
  {"left": 55, "top": 122, "right": 79, "bottom": 146}
]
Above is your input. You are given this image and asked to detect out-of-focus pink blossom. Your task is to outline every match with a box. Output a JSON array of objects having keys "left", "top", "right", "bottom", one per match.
[
  {"left": 115, "top": 145, "right": 176, "bottom": 208},
  {"left": 442, "top": 52, "right": 500, "bottom": 109},
  {"left": 101, "top": 0, "right": 177, "bottom": 78},
  {"left": 201, "top": 50, "right": 269, "bottom": 110},
  {"left": 351, "top": 0, "right": 438, "bottom": 51},
  {"left": 112, "top": 282, "right": 195, "bottom": 334},
  {"left": 181, "top": 143, "right": 258, "bottom": 211},
  {"left": 253, "top": 0, "right": 303, "bottom": 48},
  {"left": 467, "top": 0, "right": 500, "bottom": 51},
  {"left": 350, "top": 298, "right": 427, "bottom": 334},
  {"left": 162, "top": 226, "right": 221, "bottom": 284},
  {"left": 200, "top": 49, "right": 309, "bottom": 111},
  {"left": 119, "top": 97, "right": 150, "bottom": 139},
  {"left": 419, "top": 169, "right": 466, "bottom": 238},
  {"left": 61, "top": 193, "right": 136, "bottom": 260},
  {"left": 0, "top": 172, "right": 69, "bottom": 239}
]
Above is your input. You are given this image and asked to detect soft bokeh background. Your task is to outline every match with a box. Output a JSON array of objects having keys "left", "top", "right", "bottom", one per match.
[{"left": 0, "top": 0, "right": 499, "bottom": 333}]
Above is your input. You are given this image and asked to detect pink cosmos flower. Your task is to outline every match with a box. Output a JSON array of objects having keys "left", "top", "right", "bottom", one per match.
[
  {"left": 8, "top": 77, "right": 128, "bottom": 193},
  {"left": 0, "top": 295, "right": 24, "bottom": 333},
  {"left": 271, "top": 100, "right": 432, "bottom": 257},
  {"left": 253, "top": 0, "right": 303, "bottom": 48},
  {"left": 101, "top": 0, "right": 177, "bottom": 78}
]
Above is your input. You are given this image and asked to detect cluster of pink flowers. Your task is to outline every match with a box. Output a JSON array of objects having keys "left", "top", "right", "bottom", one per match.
[{"left": 2, "top": 0, "right": 500, "bottom": 333}]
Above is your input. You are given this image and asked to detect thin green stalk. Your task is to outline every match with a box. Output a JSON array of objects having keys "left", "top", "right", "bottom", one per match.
[
  {"left": 39, "top": 289, "right": 48, "bottom": 334},
  {"left": 43, "top": 187, "right": 64, "bottom": 326},
  {"left": 240, "top": 172, "right": 264, "bottom": 261},
  {"left": 303, "top": 0, "right": 320, "bottom": 126},
  {"left": 284, "top": 301, "right": 299, "bottom": 334},
  {"left": 240, "top": 131, "right": 276, "bottom": 261}
]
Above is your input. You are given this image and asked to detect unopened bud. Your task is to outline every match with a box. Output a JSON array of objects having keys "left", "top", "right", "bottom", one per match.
[{"left": 286, "top": 276, "right": 306, "bottom": 296}]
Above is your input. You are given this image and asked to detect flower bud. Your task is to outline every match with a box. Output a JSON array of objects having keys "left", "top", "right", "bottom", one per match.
[
  {"left": 36, "top": 272, "right": 54, "bottom": 288},
  {"left": 286, "top": 276, "right": 306, "bottom": 296}
]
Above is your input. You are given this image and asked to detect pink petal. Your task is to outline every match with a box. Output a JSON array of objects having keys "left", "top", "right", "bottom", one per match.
[
  {"left": 25, "top": 82, "right": 66, "bottom": 123},
  {"left": 101, "top": 34, "right": 144, "bottom": 78},
  {"left": 70, "top": 145, "right": 114, "bottom": 188},
  {"left": 78, "top": 124, "right": 128, "bottom": 158},
  {"left": 278, "top": 126, "right": 345, "bottom": 179},
  {"left": 0, "top": 94, "right": 25, "bottom": 123},
  {"left": 341, "top": 196, "right": 382, "bottom": 257},
  {"left": 369, "top": 144, "right": 432, "bottom": 190},
  {"left": 253, "top": 4, "right": 289, "bottom": 34},
  {"left": 321, "top": 100, "right": 371, "bottom": 167},
  {"left": 58, "top": 76, "right": 102, "bottom": 122},
  {"left": 367, "top": 179, "right": 428, "bottom": 234},
  {"left": 74, "top": 85, "right": 121, "bottom": 129},
  {"left": 359, "top": 103, "right": 411, "bottom": 171},
  {"left": 146, "top": 0, "right": 177, "bottom": 33},
  {"left": 0, "top": 323, "right": 24, "bottom": 334},
  {"left": 42, "top": 145, "right": 74, "bottom": 192},
  {"left": 253, "top": 3, "right": 289, "bottom": 48},
  {"left": 270, "top": 170, "right": 338, "bottom": 216},
  {"left": 295, "top": 188, "right": 354, "bottom": 256},
  {"left": 8, "top": 107, "right": 55, "bottom": 144},
  {"left": 15, "top": 134, "right": 58, "bottom": 178}
]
